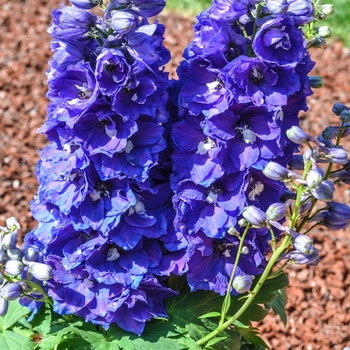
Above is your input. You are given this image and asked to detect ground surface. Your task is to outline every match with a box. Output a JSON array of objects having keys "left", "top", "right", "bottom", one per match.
[{"left": 0, "top": 1, "right": 349, "bottom": 349}]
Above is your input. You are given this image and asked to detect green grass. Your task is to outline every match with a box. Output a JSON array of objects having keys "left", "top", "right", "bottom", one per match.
[
  {"left": 321, "top": 0, "right": 350, "bottom": 46},
  {"left": 164, "top": 0, "right": 350, "bottom": 46},
  {"left": 165, "top": 0, "right": 211, "bottom": 17}
]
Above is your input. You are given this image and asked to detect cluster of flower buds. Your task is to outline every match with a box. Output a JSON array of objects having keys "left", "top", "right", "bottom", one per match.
[
  {"left": 261, "top": 102, "right": 350, "bottom": 266},
  {"left": 0, "top": 218, "right": 52, "bottom": 316}
]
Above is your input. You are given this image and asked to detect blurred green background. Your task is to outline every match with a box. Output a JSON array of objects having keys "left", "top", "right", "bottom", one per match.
[{"left": 165, "top": 0, "right": 350, "bottom": 47}]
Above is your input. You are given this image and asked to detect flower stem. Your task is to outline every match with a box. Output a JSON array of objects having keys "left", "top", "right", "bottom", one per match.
[{"left": 196, "top": 235, "right": 291, "bottom": 347}]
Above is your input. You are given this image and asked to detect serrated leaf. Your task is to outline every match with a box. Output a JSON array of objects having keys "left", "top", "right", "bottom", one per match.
[
  {"left": 0, "top": 300, "right": 30, "bottom": 330},
  {"left": 235, "top": 327, "right": 270, "bottom": 350},
  {"left": 0, "top": 330, "right": 35, "bottom": 350},
  {"left": 31, "top": 303, "right": 52, "bottom": 336},
  {"left": 267, "top": 288, "right": 288, "bottom": 326}
]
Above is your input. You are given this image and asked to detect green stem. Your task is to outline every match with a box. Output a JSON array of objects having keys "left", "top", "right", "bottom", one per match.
[
  {"left": 196, "top": 235, "right": 291, "bottom": 347},
  {"left": 219, "top": 224, "right": 250, "bottom": 325}
]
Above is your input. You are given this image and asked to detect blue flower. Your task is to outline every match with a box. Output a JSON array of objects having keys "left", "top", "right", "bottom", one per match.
[{"left": 253, "top": 16, "right": 306, "bottom": 67}]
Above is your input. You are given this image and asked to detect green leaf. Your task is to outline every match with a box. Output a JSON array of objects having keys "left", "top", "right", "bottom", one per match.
[
  {"left": 252, "top": 273, "right": 289, "bottom": 304},
  {"left": 205, "top": 336, "right": 227, "bottom": 347},
  {"left": 0, "top": 330, "right": 36, "bottom": 350},
  {"left": 235, "top": 327, "right": 270, "bottom": 350},
  {"left": 198, "top": 312, "right": 222, "bottom": 319},
  {"left": 0, "top": 300, "right": 31, "bottom": 330},
  {"left": 31, "top": 303, "right": 52, "bottom": 336},
  {"left": 267, "top": 288, "right": 288, "bottom": 326}
]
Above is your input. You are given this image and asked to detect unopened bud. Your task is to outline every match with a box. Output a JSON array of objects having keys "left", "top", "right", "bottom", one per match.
[
  {"left": 286, "top": 126, "right": 315, "bottom": 144},
  {"left": 278, "top": 248, "right": 320, "bottom": 265},
  {"left": 263, "top": 161, "right": 292, "bottom": 181},
  {"left": 22, "top": 247, "right": 38, "bottom": 264},
  {"left": 309, "top": 75, "right": 324, "bottom": 88},
  {"left": 266, "top": 202, "right": 288, "bottom": 221},
  {"left": 1, "top": 282, "right": 22, "bottom": 301},
  {"left": 315, "top": 26, "right": 332, "bottom": 38},
  {"left": 2, "top": 232, "right": 17, "bottom": 250},
  {"left": 242, "top": 206, "right": 266, "bottom": 228},
  {"left": 307, "top": 36, "right": 326, "bottom": 49},
  {"left": 310, "top": 180, "right": 334, "bottom": 202},
  {"left": 6, "top": 248, "right": 22, "bottom": 261},
  {"left": 332, "top": 102, "right": 348, "bottom": 116},
  {"left": 340, "top": 110, "right": 350, "bottom": 123},
  {"left": 288, "top": 155, "right": 305, "bottom": 171},
  {"left": 29, "top": 262, "right": 53, "bottom": 281},
  {"left": 319, "top": 4, "right": 335, "bottom": 17},
  {"left": 306, "top": 168, "right": 324, "bottom": 189},
  {"left": 241, "top": 246, "right": 249, "bottom": 255},
  {"left": 6, "top": 217, "right": 20, "bottom": 233},
  {"left": 294, "top": 234, "right": 316, "bottom": 255},
  {"left": 232, "top": 274, "right": 255, "bottom": 294},
  {"left": 4, "top": 260, "right": 24, "bottom": 277},
  {"left": 111, "top": 10, "right": 138, "bottom": 34},
  {"left": 328, "top": 202, "right": 350, "bottom": 222},
  {"left": 70, "top": 0, "right": 102, "bottom": 9},
  {"left": 0, "top": 297, "right": 9, "bottom": 317},
  {"left": 322, "top": 126, "right": 341, "bottom": 140},
  {"left": 319, "top": 147, "right": 348, "bottom": 164}
]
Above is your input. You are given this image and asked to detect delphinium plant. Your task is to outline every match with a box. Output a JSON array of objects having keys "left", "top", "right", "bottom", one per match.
[{"left": 0, "top": 0, "right": 348, "bottom": 349}]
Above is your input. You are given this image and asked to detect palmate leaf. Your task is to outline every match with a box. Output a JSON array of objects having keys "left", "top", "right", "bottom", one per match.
[
  {"left": 35, "top": 272, "right": 289, "bottom": 349},
  {"left": 266, "top": 288, "right": 288, "bottom": 326},
  {"left": 0, "top": 301, "right": 36, "bottom": 350}
]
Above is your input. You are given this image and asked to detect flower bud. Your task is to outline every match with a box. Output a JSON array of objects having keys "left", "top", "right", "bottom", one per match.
[
  {"left": 0, "top": 297, "right": 9, "bottom": 317},
  {"left": 308, "top": 75, "right": 324, "bottom": 88},
  {"left": 303, "top": 147, "right": 318, "bottom": 162},
  {"left": 22, "top": 247, "right": 38, "bottom": 264},
  {"left": 322, "top": 126, "right": 341, "bottom": 140},
  {"left": 319, "top": 4, "right": 335, "bottom": 16},
  {"left": 266, "top": 202, "right": 288, "bottom": 221},
  {"left": 6, "top": 248, "right": 22, "bottom": 261},
  {"left": 286, "top": 126, "right": 315, "bottom": 144},
  {"left": 306, "top": 168, "right": 324, "bottom": 189},
  {"left": 319, "top": 147, "right": 348, "bottom": 164},
  {"left": 70, "top": 0, "right": 102, "bottom": 9},
  {"left": 111, "top": 10, "right": 138, "bottom": 34},
  {"left": 1, "top": 282, "right": 22, "bottom": 301},
  {"left": 340, "top": 109, "right": 350, "bottom": 123},
  {"left": 288, "top": 155, "right": 304, "bottom": 171},
  {"left": 307, "top": 36, "right": 326, "bottom": 49},
  {"left": 328, "top": 202, "right": 350, "bottom": 222},
  {"left": 315, "top": 26, "right": 332, "bottom": 38},
  {"left": 29, "top": 262, "right": 53, "bottom": 281},
  {"left": 293, "top": 234, "right": 316, "bottom": 255},
  {"left": 278, "top": 248, "right": 320, "bottom": 265},
  {"left": 4, "top": 260, "right": 24, "bottom": 277},
  {"left": 332, "top": 102, "right": 348, "bottom": 116},
  {"left": 241, "top": 246, "right": 249, "bottom": 255},
  {"left": 129, "top": 0, "right": 166, "bottom": 17},
  {"left": 6, "top": 217, "right": 20, "bottom": 233},
  {"left": 310, "top": 180, "right": 334, "bottom": 202},
  {"left": 232, "top": 274, "right": 255, "bottom": 294},
  {"left": 2, "top": 231, "right": 17, "bottom": 250},
  {"left": 242, "top": 206, "right": 266, "bottom": 228},
  {"left": 238, "top": 218, "right": 247, "bottom": 227},
  {"left": 263, "top": 161, "right": 292, "bottom": 181},
  {"left": 298, "top": 197, "right": 313, "bottom": 217}
]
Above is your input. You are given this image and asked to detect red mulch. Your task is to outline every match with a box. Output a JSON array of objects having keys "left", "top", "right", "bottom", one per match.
[{"left": 0, "top": 1, "right": 349, "bottom": 348}]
